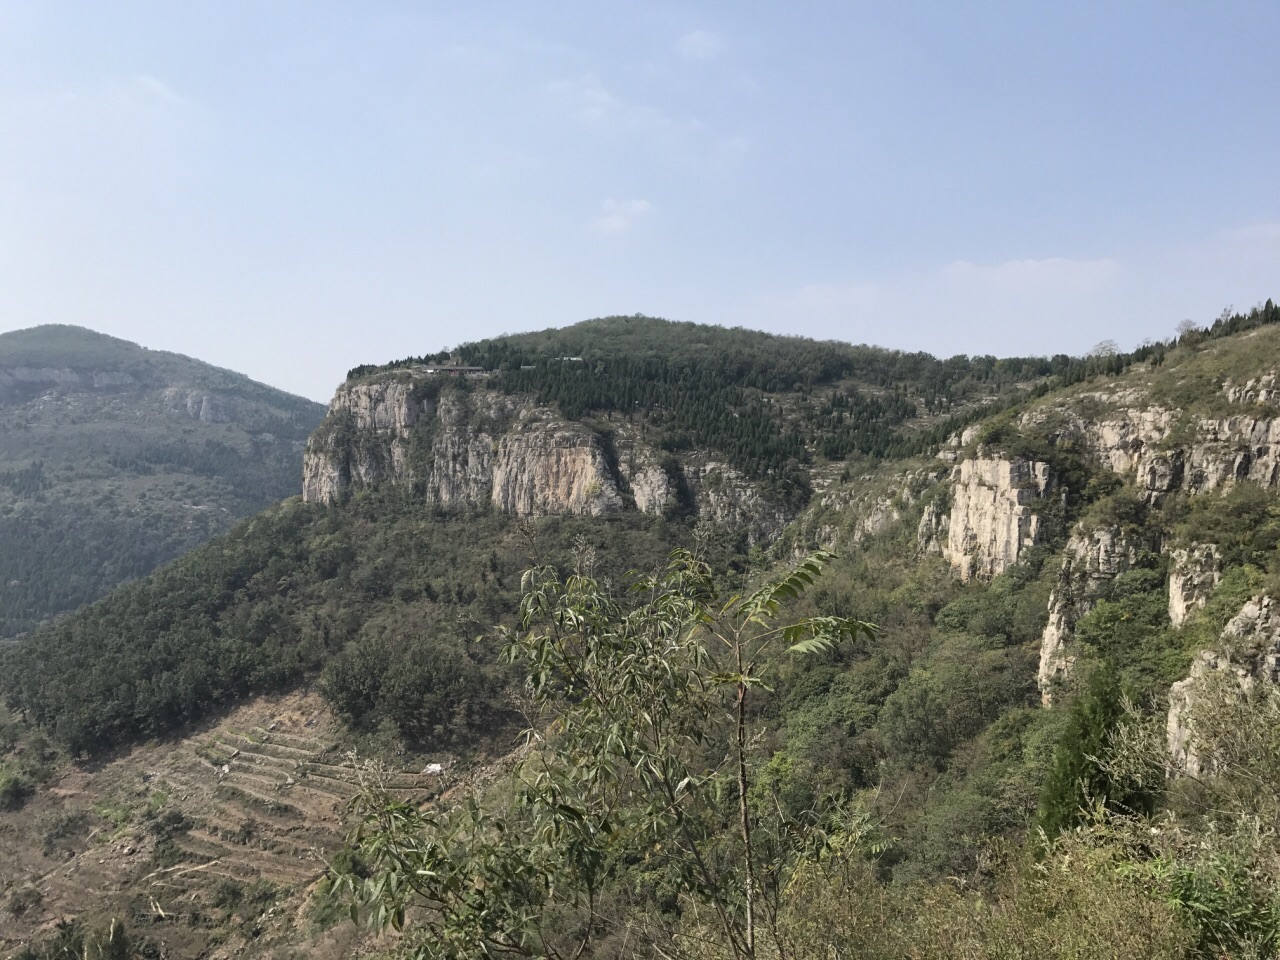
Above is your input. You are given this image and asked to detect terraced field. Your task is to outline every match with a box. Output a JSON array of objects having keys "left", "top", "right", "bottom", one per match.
[{"left": 1, "top": 692, "right": 444, "bottom": 958}]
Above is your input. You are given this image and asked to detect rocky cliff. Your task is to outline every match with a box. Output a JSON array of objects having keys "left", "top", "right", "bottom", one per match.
[
  {"left": 1022, "top": 383, "right": 1280, "bottom": 505},
  {"left": 940, "top": 456, "right": 1055, "bottom": 582},
  {"left": 908, "top": 344, "right": 1280, "bottom": 710},
  {"left": 303, "top": 381, "right": 624, "bottom": 517},
  {"left": 303, "top": 376, "right": 790, "bottom": 539},
  {"left": 1168, "top": 543, "right": 1222, "bottom": 628},
  {"left": 1036, "top": 527, "right": 1154, "bottom": 702},
  {"left": 1167, "top": 594, "right": 1280, "bottom": 775}
]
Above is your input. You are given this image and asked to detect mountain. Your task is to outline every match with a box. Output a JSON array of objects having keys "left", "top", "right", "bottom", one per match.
[
  {"left": 3, "top": 305, "right": 1280, "bottom": 958},
  {"left": 0, "top": 324, "right": 325, "bottom": 637}
]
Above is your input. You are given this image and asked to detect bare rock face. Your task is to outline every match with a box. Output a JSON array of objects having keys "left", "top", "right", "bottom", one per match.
[
  {"left": 917, "top": 499, "right": 950, "bottom": 556},
  {"left": 491, "top": 428, "right": 624, "bottom": 516},
  {"left": 1167, "top": 595, "right": 1280, "bottom": 775},
  {"left": 942, "top": 457, "right": 1054, "bottom": 582},
  {"left": 1223, "top": 373, "right": 1279, "bottom": 406},
  {"left": 303, "top": 381, "right": 625, "bottom": 517},
  {"left": 626, "top": 461, "right": 675, "bottom": 515},
  {"left": 160, "top": 387, "right": 236, "bottom": 423},
  {"left": 1086, "top": 407, "right": 1178, "bottom": 476},
  {"left": 1022, "top": 395, "right": 1280, "bottom": 504},
  {"left": 1037, "top": 527, "right": 1151, "bottom": 703},
  {"left": 332, "top": 379, "right": 422, "bottom": 432},
  {"left": 688, "top": 460, "right": 790, "bottom": 547},
  {"left": 845, "top": 470, "right": 943, "bottom": 546},
  {"left": 0, "top": 366, "right": 139, "bottom": 400},
  {"left": 302, "top": 378, "right": 791, "bottom": 536},
  {"left": 1168, "top": 543, "right": 1222, "bottom": 628}
]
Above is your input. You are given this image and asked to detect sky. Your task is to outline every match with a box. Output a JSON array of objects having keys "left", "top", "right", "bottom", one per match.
[{"left": 1, "top": 1, "right": 1277, "bottom": 402}]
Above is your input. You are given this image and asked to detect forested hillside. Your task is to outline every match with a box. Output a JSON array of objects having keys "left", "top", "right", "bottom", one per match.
[
  {"left": 4, "top": 305, "right": 1280, "bottom": 958},
  {"left": 0, "top": 325, "right": 325, "bottom": 637}
]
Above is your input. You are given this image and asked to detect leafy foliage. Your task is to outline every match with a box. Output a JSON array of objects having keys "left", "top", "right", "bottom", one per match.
[{"left": 333, "top": 548, "right": 872, "bottom": 960}]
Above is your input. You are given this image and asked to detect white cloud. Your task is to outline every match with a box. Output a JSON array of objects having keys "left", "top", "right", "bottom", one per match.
[
  {"left": 677, "top": 30, "right": 727, "bottom": 62},
  {"left": 545, "top": 73, "right": 679, "bottom": 140},
  {"left": 592, "top": 199, "right": 652, "bottom": 233}
]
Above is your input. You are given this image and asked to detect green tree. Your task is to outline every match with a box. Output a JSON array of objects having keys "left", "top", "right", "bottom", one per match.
[
  {"left": 332, "top": 546, "right": 872, "bottom": 960},
  {"left": 1037, "top": 664, "right": 1152, "bottom": 838}
]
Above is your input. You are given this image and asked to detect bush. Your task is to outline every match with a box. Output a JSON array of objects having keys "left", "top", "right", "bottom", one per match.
[{"left": 0, "top": 767, "right": 33, "bottom": 810}]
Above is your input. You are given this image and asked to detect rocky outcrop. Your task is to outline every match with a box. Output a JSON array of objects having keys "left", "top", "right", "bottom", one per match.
[
  {"left": 629, "top": 464, "right": 674, "bottom": 515},
  {"left": 844, "top": 470, "right": 943, "bottom": 546},
  {"left": 302, "top": 378, "right": 793, "bottom": 536},
  {"left": 161, "top": 388, "right": 235, "bottom": 423},
  {"left": 780, "top": 468, "right": 944, "bottom": 558},
  {"left": 303, "top": 381, "right": 627, "bottom": 517},
  {"left": 1022, "top": 395, "right": 1280, "bottom": 504},
  {"left": 616, "top": 448, "right": 676, "bottom": 516},
  {"left": 942, "top": 457, "right": 1054, "bottom": 582},
  {"left": 1168, "top": 543, "right": 1221, "bottom": 628},
  {"left": 935, "top": 425, "right": 983, "bottom": 464},
  {"left": 917, "top": 500, "right": 950, "bottom": 556},
  {"left": 1224, "top": 373, "right": 1279, "bottom": 406},
  {"left": 1167, "top": 595, "right": 1280, "bottom": 775},
  {"left": 0, "top": 366, "right": 140, "bottom": 400},
  {"left": 1037, "top": 527, "right": 1151, "bottom": 702},
  {"left": 688, "top": 461, "right": 790, "bottom": 546},
  {"left": 330, "top": 379, "right": 423, "bottom": 432},
  {"left": 491, "top": 429, "right": 624, "bottom": 516}
]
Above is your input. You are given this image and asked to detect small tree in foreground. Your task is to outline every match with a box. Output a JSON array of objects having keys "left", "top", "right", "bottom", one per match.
[{"left": 331, "top": 546, "right": 873, "bottom": 960}]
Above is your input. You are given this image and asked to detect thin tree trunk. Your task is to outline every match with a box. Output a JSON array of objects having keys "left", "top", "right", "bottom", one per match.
[{"left": 736, "top": 642, "right": 756, "bottom": 959}]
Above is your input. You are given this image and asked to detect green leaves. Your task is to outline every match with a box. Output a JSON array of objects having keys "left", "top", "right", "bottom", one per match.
[
  {"left": 741, "top": 550, "right": 838, "bottom": 625},
  {"left": 784, "top": 616, "right": 876, "bottom": 656},
  {"left": 331, "top": 547, "right": 873, "bottom": 960}
]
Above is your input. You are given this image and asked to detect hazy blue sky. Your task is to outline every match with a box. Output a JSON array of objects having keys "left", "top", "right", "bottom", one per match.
[{"left": 1, "top": 2, "right": 1277, "bottom": 401}]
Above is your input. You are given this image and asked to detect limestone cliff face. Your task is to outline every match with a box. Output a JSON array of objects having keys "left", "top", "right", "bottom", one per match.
[
  {"left": 687, "top": 460, "right": 791, "bottom": 546},
  {"left": 917, "top": 499, "right": 950, "bottom": 556},
  {"left": 1037, "top": 527, "right": 1152, "bottom": 702},
  {"left": 0, "top": 365, "right": 140, "bottom": 401},
  {"left": 783, "top": 467, "right": 944, "bottom": 557},
  {"left": 941, "top": 457, "right": 1054, "bottom": 582},
  {"left": 615, "top": 446, "right": 676, "bottom": 516},
  {"left": 1168, "top": 543, "right": 1222, "bottom": 628},
  {"left": 824, "top": 468, "right": 944, "bottom": 548},
  {"left": 1167, "top": 595, "right": 1280, "bottom": 775},
  {"left": 1022, "top": 384, "right": 1280, "bottom": 504},
  {"left": 491, "top": 429, "right": 624, "bottom": 516},
  {"left": 160, "top": 387, "right": 236, "bottom": 423},
  {"left": 302, "top": 378, "right": 791, "bottom": 534},
  {"left": 1224, "top": 373, "right": 1279, "bottom": 406},
  {"left": 303, "top": 381, "right": 624, "bottom": 517}
]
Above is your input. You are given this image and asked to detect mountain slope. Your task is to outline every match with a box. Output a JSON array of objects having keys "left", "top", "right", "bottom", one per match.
[
  {"left": 0, "top": 325, "right": 325, "bottom": 637},
  {"left": 4, "top": 306, "right": 1280, "bottom": 956}
]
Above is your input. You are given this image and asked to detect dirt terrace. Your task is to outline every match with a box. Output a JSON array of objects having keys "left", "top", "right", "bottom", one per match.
[{"left": 1, "top": 691, "right": 441, "bottom": 958}]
